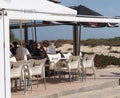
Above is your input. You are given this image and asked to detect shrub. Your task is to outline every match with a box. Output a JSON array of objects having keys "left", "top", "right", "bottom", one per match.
[
  {"left": 80, "top": 37, "right": 120, "bottom": 46},
  {"left": 94, "top": 54, "right": 120, "bottom": 68}
]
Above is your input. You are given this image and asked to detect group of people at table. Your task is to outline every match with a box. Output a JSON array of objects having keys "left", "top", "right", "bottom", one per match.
[
  {"left": 10, "top": 40, "right": 62, "bottom": 76},
  {"left": 10, "top": 40, "right": 56, "bottom": 62}
]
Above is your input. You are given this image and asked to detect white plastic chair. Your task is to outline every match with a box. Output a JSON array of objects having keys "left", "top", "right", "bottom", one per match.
[
  {"left": 62, "top": 52, "right": 72, "bottom": 59},
  {"left": 29, "top": 58, "right": 47, "bottom": 90},
  {"left": 82, "top": 53, "right": 96, "bottom": 80},
  {"left": 55, "top": 55, "right": 81, "bottom": 83},
  {"left": 47, "top": 53, "right": 62, "bottom": 78},
  {"left": 47, "top": 53, "right": 61, "bottom": 70},
  {"left": 10, "top": 60, "right": 31, "bottom": 94},
  {"left": 67, "top": 55, "right": 81, "bottom": 82}
]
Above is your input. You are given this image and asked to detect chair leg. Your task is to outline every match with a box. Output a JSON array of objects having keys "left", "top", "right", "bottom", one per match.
[
  {"left": 79, "top": 70, "right": 83, "bottom": 81},
  {"left": 69, "top": 72, "right": 72, "bottom": 83},
  {"left": 43, "top": 77, "right": 46, "bottom": 90},
  {"left": 23, "top": 79, "right": 26, "bottom": 94},
  {"left": 81, "top": 68, "right": 86, "bottom": 81},
  {"left": 93, "top": 67, "right": 96, "bottom": 80},
  {"left": 63, "top": 71, "right": 66, "bottom": 78},
  {"left": 15, "top": 78, "right": 18, "bottom": 92},
  {"left": 27, "top": 78, "right": 32, "bottom": 92},
  {"left": 11, "top": 79, "right": 13, "bottom": 91},
  {"left": 19, "top": 80, "right": 22, "bottom": 91},
  {"left": 54, "top": 70, "right": 57, "bottom": 79},
  {"left": 37, "top": 75, "right": 39, "bottom": 88},
  {"left": 59, "top": 71, "right": 62, "bottom": 79},
  {"left": 61, "top": 71, "right": 64, "bottom": 79},
  {"left": 29, "top": 78, "right": 32, "bottom": 93},
  {"left": 83, "top": 68, "right": 86, "bottom": 81}
]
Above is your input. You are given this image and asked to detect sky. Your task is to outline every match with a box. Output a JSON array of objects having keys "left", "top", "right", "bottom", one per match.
[{"left": 14, "top": 0, "right": 120, "bottom": 41}]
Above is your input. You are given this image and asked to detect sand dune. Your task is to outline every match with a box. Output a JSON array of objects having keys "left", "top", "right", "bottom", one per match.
[{"left": 57, "top": 44, "right": 120, "bottom": 58}]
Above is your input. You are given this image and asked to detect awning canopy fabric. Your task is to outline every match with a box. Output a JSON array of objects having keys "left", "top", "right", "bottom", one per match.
[
  {"left": 1, "top": 0, "right": 120, "bottom": 23},
  {"left": 72, "top": 5, "right": 102, "bottom": 16},
  {"left": 48, "top": 0, "right": 61, "bottom": 3},
  {"left": 0, "top": 0, "right": 77, "bottom": 22},
  {"left": 0, "top": 0, "right": 76, "bottom": 15},
  {"left": 71, "top": 5, "right": 119, "bottom": 27}
]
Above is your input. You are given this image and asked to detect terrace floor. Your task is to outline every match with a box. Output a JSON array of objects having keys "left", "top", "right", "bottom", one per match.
[{"left": 11, "top": 67, "right": 120, "bottom": 98}]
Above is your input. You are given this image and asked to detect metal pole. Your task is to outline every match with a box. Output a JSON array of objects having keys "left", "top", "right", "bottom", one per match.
[
  {"left": 24, "top": 23, "right": 28, "bottom": 43},
  {"left": 19, "top": 20, "right": 23, "bottom": 58},
  {"left": 19, "top": 20, "right": 23, "bottom": 45},
  {"left": 30, "top": 20, "right": 34, "bottom": 41},
  {"left": 79, "top": 25, "right": 81, "bottom": 54},
  {"left": 73, "top": 24, "right": 80, "bottom": 56},
  {"left": 34, "top": 20, "right": 37, "bottom": 43}
]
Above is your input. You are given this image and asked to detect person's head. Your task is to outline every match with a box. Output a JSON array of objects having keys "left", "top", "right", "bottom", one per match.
[
  {"left": 37, "top": 43, "right": 41, "bottom": 49},
  {"left": 10, "top": 43, "right": 13, "bottom": 49},
  {"left": 13, "top": 41, "right": 18, "bottom": 47},
  {"left": 43, "top": 40, "right": 49, "bottom": 47},
  {"left": 32, "top": 43, "right": 37, "bottom": 50},
  {"left": 19, "top": 42, "right": 26, "bottom": 47}
]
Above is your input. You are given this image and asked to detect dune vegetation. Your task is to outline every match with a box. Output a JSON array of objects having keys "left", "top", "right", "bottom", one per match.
[{"left": 51, "top": 37, "right": 120, "bottom": 68}]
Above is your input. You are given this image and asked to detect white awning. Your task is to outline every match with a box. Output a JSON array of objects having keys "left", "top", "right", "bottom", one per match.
[
  {"left": 0, "top": 0, "right": 77, "bottom": 19},
  {"left": 8, "top": 12, "right": 120, "bottom": 23},
  {"left": 1, "top": 0, "right": 120, "bottom": 23}
]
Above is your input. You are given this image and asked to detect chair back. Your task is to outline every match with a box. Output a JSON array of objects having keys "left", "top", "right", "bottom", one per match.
[
  {"left": 63, "top": 52, "right": 72, "bottom": 59},
  {"left": 83, "top": 54, "right": 95, "bottom": 68},
  {"left": 48, "top": 53, "right": 61, "bottom": 63},
  {"left": 29, "top": 58, "right": 46, "bottom": 77},
  {"left": 29, "top": 59, "right": 36, "bottom": 66},
  {"left": 68, "top": 55, "right": 80, "bottom": 69},
  {"left": 47, "top": 53, "right": 61, "bottom": 69},
  {"left": 10, "top": 60, "right": 25, "bottom": 79}
]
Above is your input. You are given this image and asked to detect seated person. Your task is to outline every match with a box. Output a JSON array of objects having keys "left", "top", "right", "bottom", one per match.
[
  {"left": 43, "top": 40, "right": 56, "bottom": 54},
  {"left": 39, "top": 43, "right": 48, "bottom": 59},
  {"left": 42, "top": 40, "right": 57, "bottom": 76},
  {"left": 31, "top": 43, "right": 40, "bottom": 58},
  {"left": 31, "top": 42, "right": 48, "bottom": 60},
  {"left": 10, "top": 41, "right": 18, "bottom": 55},
  {"left": 10, "top": 50, "right": 13, "bottom": 58},
  {"left": 15, "top": 42, "right": 32, "bottom": 61},
  {"left": 10, "top": 51, "right": 16, "bottom": 62}
]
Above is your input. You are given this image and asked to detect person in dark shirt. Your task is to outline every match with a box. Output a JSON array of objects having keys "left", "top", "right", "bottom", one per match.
[
  {"left": 10, "top": 41, "right": 18, "bottom": 55},
  {"left": 39, "top": 43, "right": 48, "bottom": 59},
  {"left": 31, "top": 42, "right": 46, "bottom": 59}
]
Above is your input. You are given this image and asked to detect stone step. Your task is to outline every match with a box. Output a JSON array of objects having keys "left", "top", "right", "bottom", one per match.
[
  {"left": 36, "top": 79, "right": 120, "bottom": 98},
  {"left": 59, "top": 86, "right": 120, "bottom": 98}
]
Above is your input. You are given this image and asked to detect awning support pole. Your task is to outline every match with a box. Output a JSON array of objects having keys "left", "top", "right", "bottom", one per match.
[
  {"left": 0, "top": 9, "right": 10, "bottom": 98},
  {"left": 34, "top": 20, "right": 37, "bottom": 43},
  {"left": 24, "top": 23, "right": 28, "bottom": 43},
  {"left": 73, "top": 24, "right": 80, "bottom": 56}
]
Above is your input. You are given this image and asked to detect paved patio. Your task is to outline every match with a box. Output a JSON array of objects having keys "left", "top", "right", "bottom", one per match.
[{"left": 11, "top": 67, "right": 120, "bottom": 98}]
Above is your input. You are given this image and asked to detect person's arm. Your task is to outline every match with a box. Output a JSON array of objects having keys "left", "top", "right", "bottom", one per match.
[
  {"left": 10, "top": 51, "right": 13, "bottom": 58},
  {"left": 40, "top": 46, "right": 48, "bottom": 58},
  {"left": 26, "top": 49, "right": 32, "bottom": 59}
]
